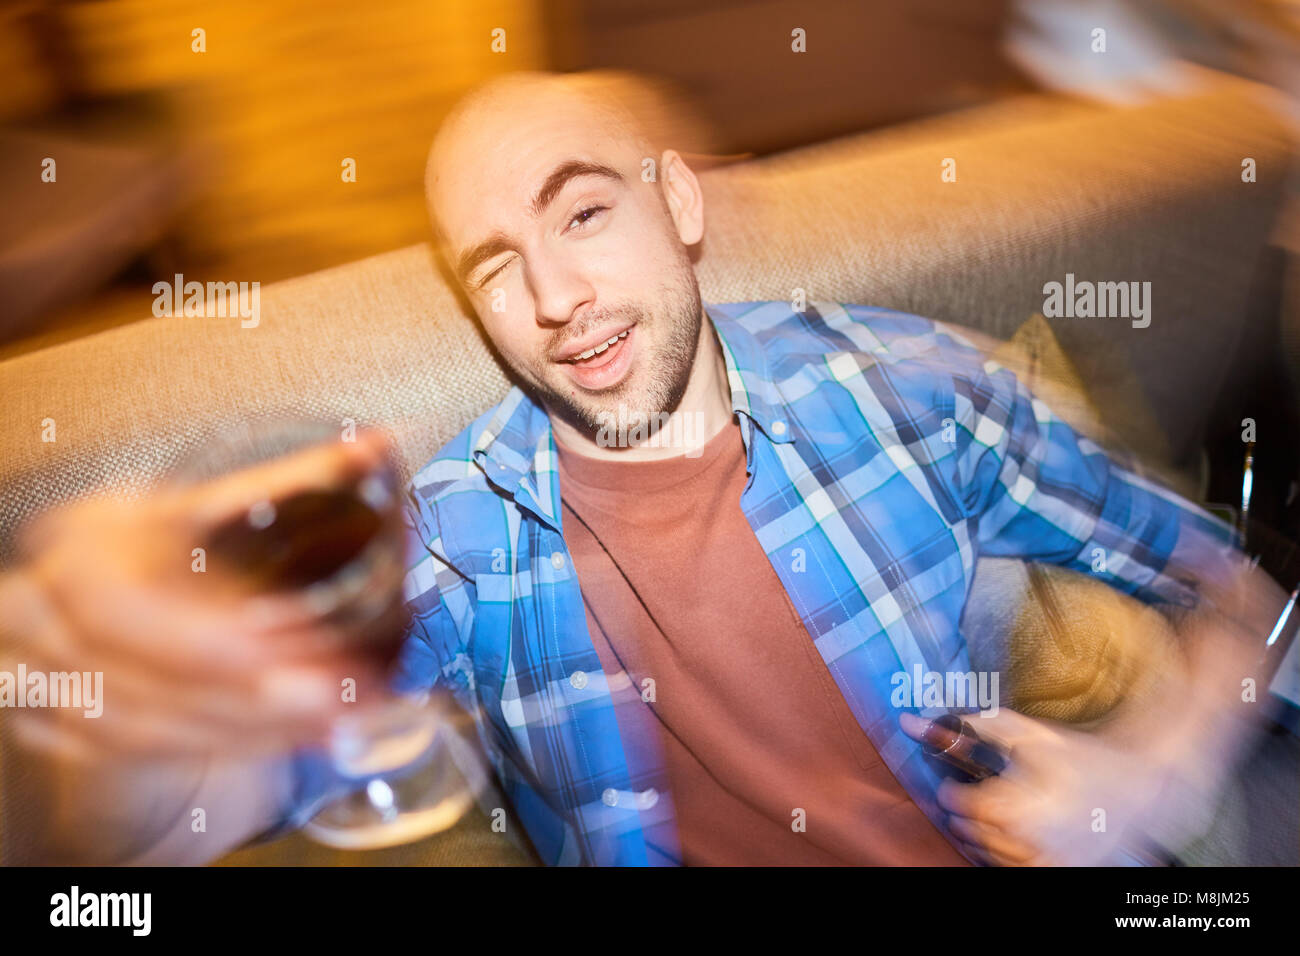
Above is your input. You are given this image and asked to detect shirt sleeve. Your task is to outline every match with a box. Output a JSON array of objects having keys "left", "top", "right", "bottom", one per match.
[{"left": 944, "top": 332, "right": 1237, "bottom": 609}]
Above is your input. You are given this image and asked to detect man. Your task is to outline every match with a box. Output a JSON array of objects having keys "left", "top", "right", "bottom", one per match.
[
  {"left": 366, "top": 70, "right": 1282, "bottom": 866},
  {"left": 2, "top": 72, "right": 1286, "bottom": 866}
]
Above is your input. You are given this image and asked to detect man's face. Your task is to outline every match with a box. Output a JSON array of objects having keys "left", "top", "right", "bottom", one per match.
[{"left": 427, "top": 86, "right": 703, "bottom": 437}]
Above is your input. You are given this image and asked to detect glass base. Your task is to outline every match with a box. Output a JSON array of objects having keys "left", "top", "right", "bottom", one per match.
[
  {"left": 302, "top": 701, "right": 490, "bottom": 850},
  {"left": 302, "top": 782, "right": 478, "bottom": 850}
]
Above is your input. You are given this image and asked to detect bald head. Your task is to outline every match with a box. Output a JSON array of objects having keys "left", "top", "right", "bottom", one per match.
[
  {"left": 429, "top": 72, "right": 658, "bottom": 179},
  {"left": 424, "top": 71, "right": 694, "bottom": 256}
]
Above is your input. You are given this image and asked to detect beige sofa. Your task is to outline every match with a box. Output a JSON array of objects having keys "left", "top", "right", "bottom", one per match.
[{"left": 1, "top": 73, "right": 1295, "bottom": 865}]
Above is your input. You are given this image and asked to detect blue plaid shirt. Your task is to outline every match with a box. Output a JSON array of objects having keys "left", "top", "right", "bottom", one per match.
[{"left": 290, "top": 301, "right": 1234, "bottom": 865}]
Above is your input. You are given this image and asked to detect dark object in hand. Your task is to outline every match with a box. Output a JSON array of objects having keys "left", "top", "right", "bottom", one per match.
[
  {"left": 206, "top": 486, "right": 387, "bottom": 590},
  {"left": 919, "top": 713, "right": 1011, "bottom": 783},
  {"left": 204, "top": 477, "right": 410, "bottom": 670}
]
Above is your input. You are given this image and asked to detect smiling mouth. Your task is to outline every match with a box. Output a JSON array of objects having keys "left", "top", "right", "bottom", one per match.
[
  {"left": 563, "top": 328, "right": 630, "bottom": 364},
  {"left": 555, "top": 325, "right": 637, "bottom": 391}
]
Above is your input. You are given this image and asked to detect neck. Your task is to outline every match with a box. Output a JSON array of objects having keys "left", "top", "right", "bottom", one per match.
[{"left": 548, "top": 313, "right": 733, "bottom": 462}]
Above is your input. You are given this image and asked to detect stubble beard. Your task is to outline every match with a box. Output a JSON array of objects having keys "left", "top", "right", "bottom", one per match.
[{"left": 523, "top": 260, "right": 703, "bottom": 442}]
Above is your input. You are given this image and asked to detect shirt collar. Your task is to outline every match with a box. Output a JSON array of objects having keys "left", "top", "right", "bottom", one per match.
[
  {"left": 705, "top": 303, "right": 797, "bottom": 445},
  {"left": 472, "top": 304, "right": 796, "bottom": 526}
]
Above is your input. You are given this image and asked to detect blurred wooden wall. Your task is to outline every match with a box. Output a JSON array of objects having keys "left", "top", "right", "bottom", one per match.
[{"left": 6, "top": 0, "right": 549, "bottom": 284}]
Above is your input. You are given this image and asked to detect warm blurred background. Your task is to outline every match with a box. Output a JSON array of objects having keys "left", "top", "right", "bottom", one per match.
[
  {"left": 1, "top": 0, "right": 1047, "bottom": 359},
  {"left": 7, "top": 0, "right": 1297, "bottom": 356},
  {"left": 1, "top": 0, "right": 557, "bottom": 355}
]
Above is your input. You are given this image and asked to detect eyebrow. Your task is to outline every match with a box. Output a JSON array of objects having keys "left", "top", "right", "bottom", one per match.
[{"left": 455, "top": 159, "right": 624, "bottom": 284}]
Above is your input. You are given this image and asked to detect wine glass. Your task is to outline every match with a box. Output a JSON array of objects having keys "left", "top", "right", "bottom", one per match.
[{"left": 171, "top": 416, "right": 486, "bottom": 849}]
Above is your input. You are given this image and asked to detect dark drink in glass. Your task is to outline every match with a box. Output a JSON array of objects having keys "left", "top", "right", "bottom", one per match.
[{"left": 203, "top": 473, "right": 410, "bottom": 672}]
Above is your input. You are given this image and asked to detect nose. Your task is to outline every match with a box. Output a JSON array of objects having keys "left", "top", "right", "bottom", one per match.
[{"left": 525, "top": 247, "right": 596, "bottom": 328}]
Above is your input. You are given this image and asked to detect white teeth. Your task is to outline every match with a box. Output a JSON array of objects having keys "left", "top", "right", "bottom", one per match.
[{"left": 569, "top": 329, "right": 630, "bottom": 363}]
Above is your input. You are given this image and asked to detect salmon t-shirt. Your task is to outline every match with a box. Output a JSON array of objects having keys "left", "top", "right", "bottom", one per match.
[{"left": 554, "top": 418, "right": 969, "bottom": 866}]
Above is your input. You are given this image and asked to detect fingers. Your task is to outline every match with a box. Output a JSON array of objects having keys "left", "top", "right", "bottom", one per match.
[
  {"left": 12, "top": 701, "right": 306, "bottom": 762},
  {"left": 935, "top": 775, "right": 1024, "bottom": 827},
  {"left": 7, "top": 622, "right": 371, "bottom": 759},
  {"left": 10, "top": 710, "right": 102, "bottom": 766},
  {"left": 900, "top": 712, "right": 1070, "bottom": 865},
  {"left": 946, "top": 813, "right": 1040, "bottom": 865},
  {"left": 24, "top": 520, "right": 364, "bottom": 686},
  {"left": 9, "top": 640, "right": 392, "bottom": 760},
  {"left": 956, "top": 708, "right": 1038, "bottom": 749},
  {"left": 937, "top": 775, "right": 1051, "bottom": 866},
  {"left": 5, "top": 526, "right": 398, "bottom": 764},
  {"left": 897, "top": 711, "right": 929, "bottom": 742},
  {"left": 31, "top": 560, "right": 277, "bottom": 683},
  {"left": 167, "top": 428, "right": 393, "bottom": 533}
]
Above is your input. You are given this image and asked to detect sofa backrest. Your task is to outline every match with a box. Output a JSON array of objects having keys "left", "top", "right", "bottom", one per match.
[{"left": 0, "top": 73, "right": 1291, "bottom": 565}]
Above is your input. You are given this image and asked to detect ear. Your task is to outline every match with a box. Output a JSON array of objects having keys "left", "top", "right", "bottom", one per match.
[{"left": 659, "top": 149, "right": 704, "bottom": 246}]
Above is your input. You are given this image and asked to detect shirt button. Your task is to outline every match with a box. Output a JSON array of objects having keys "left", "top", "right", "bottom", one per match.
[
  {"left": 638, "top": 788, "right": 659, "bottom": 809},
  {"left": 771, "top": 419, "right": 787, "bottom": 436},
  {"left": 569, "top": 670, "right": 588, "bottom": 690},
  {"left": 602, "top": 788, "right": 619, "bottom": 807},
  {"left": 550, "top": 551, "right": 565, "bottom": 570}
]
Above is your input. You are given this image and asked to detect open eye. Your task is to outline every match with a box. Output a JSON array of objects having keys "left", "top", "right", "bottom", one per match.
[{"left": 568, "top": 205, "right": 607, "bottom": 231}]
